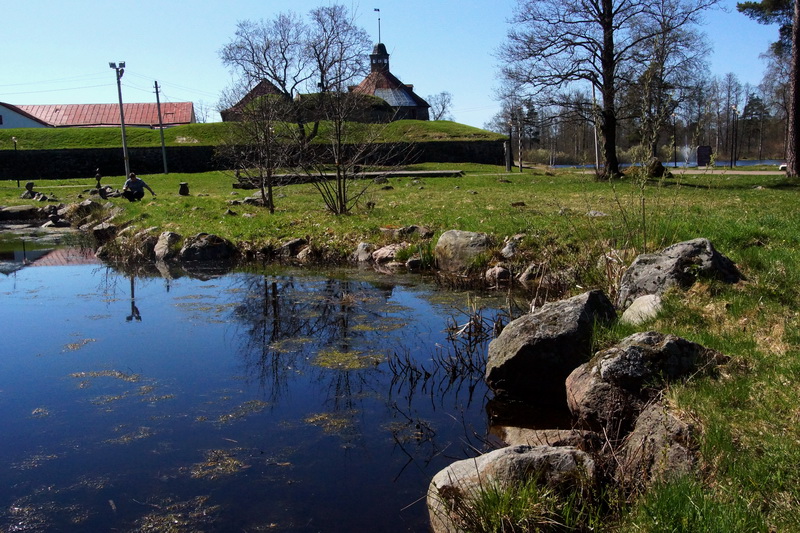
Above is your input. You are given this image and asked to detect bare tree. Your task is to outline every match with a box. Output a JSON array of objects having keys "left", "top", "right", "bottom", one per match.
[
  {"left": 500, "top": 0, "right": 720, "bottom": 179},
  {"left": 220, "top": 5, "right": 393, "bottom": 215},
  {"left": 427, "top": 92, "right": 454, "bottom": 121},
  {"left": 217, "top": 84, "right": 295, "bottom": 214}
]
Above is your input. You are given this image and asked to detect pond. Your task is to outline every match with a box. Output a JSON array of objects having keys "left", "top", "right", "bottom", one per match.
[{"left": 0, "top": 242, "right": 519, "bottom": 532}]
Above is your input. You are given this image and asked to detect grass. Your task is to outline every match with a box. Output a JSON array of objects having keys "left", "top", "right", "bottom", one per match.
[
  {"left": 1, "top": 163, "right": 799, "bottom": 530},
  {"left": 0, "top": 120, "right": 504, "bottom": 151}
]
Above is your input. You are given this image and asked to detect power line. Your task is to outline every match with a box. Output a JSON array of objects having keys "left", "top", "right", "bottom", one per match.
[
  {"left": 0, "top": 72, "right": 108, "bottom": 88},
  {"left": 0, "top": 83, "right": 110, "bottom": 96}
]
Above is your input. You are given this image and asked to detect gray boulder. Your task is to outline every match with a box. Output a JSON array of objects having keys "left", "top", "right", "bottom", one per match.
[
  {"left": 352, "top": 242, "right": 375, "bottom": 263},
  {"left": 154, "top": 232, "right": 182, "bottom": 261},
  {"left": 179, "top": 233, "right": 236, "bottom": 261},
  {"left": 372, "top": 243, "right": 406, "bottom": 264},
  {"left": 566, "top": 331, "right": 728, "bottom": 435},
  {"left": 485, "top": 290, "right": 616, "bottom": 402},
  {"left": 616, "top": 238, "right": 743, "bottom": 309},
  {"left": 616, "top": 402, "right": 697, "bottom": 489},
  {"left": 620, "top": 294, "right": 662, "bottom": 326},
  {"left": 484, "top": 264, "right": 511, "bottom": 284},
  {"left": 434, "top": 230, "right": 491, "bottom": 273},
  {"left": 428, "top": 445, "right": 594, "bottom": 533}
]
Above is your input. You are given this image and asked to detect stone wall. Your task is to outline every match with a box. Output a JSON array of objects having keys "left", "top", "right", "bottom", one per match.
[{"left": 0, "top": 140, "right": 504, "bottom": 180}]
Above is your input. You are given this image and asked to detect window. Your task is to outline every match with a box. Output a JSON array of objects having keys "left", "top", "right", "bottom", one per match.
[{"left": 0, "top": 115, "right": 3, "bottom": 125}]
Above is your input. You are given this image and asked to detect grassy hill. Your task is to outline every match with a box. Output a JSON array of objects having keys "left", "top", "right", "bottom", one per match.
[{"left": 0, "top": 120, "right": 504, "bottom": 150}]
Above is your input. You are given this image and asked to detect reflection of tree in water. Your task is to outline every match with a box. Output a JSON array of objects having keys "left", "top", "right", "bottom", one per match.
[
  {"left": 230, "top": 274, "right": 394, "bottom": 404},
  {"left": 386, "top": 301, "right": 519, "bottom": 472},
  {"left": 229, "top": 272, "right": 522, "bottom": 474}
]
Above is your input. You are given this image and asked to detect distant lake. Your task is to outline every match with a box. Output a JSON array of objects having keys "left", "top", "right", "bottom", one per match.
[
  {"left": 0, "top": 248, "right": 515, "bottom": 531},
  {"left": 551, "top": 159, "right": 784, "bottom": 169}
]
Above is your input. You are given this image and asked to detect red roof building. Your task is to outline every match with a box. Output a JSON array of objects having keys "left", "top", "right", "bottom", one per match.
[
  {"left": 349, "top": 43, "right": 430, "bottom": 121},
  {"left": 2, "top": 102, "right": 195, "bottom": 128}
]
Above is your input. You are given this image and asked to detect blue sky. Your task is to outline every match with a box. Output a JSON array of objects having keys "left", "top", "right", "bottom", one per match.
[{"left": 0, "top": 0, "right": 780, "bottom": 128}]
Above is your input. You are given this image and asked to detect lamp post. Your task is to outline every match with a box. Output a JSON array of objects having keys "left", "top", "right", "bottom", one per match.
[
  {"left": 109, "top": 61, "right": 131, "bottom": 178},
  {"left": 12, "top": 136, "right": 19, "bottom": 187},
  {"left": 672, "top": 113, "right": 677, "bottom": 168}
]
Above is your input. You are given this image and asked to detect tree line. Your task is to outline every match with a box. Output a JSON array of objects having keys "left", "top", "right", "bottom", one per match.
[{"left": 486, "top": 0, "right": 797, "bottom": 176}]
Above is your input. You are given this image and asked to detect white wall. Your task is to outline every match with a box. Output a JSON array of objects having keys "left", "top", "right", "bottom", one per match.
[{"left": 0, "top": 105, "right": 47, "bottom": 128}]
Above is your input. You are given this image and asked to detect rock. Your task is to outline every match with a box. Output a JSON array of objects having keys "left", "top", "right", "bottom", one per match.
[
  {"left": 485, "top": 290, "right": 616, "bottom": 402},
  {"left": 428, "top": 445, "right": 594, "bottom": 533},
  {"left": 179, "top": 233, "right": 237, "bottom": 262},
  {"left": 373, "top": 176, "right": 389, "bottom": 184},
  {"left": 615, "top": 402, "right": 697, "bottom": 489},
  {"left": 434, "top": 230, "right": 492, "bottom": 273},
  {"left": 517, "top": 263, "right": 541, "bottom": 285},
  {"left": 372, "top": 243, "right": 406, "bottom": 264},
  {"left": 587, "top": 210, "right": 608, "bottom": 218},
  {"left": 296, "top": 246, "right": 314, "bottom": 263},
  {"left": 484, "top": 265, "right": 511, "bottom": 284},
  {"left": 352, "top": 242, "right": 375, "bottom": 262},
  {"left": 620, "top": 294, "right": 662, "bottom": 325},
  {"left": 155, "top": 231, "right": 182, "bottom": 261},
  {"left": 500, "top": 234, "right": 524, "bottom": 259},
  {"left": 616, "top": 238, "right": 744, "bottom": 309},
  {"left": 645, "top": 157, "right": 666, "bottom": 178},
  {"left": 379, "top": 225, "right": 434, "bottom": 239},
  {"left": 405, "top": 257, "right": 423, "bottom": 272},
  {"left": 0, "top": 205, "right": 42, "bottom": 221},
  {"left": 566, "top": 331, "right": 728, "bottom": 435},
  {"left": 279, "top": 238, "right": 307, "bottom": 258},
  {"left": 92, "top": 222, "right": 118, "bottom": 244}
]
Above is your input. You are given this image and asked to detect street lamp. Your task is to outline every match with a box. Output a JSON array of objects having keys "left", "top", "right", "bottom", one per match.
[
  {"left": 672, "top": 113, "right": 677, "bottom": 168},
  {"left": 109, "top": 61, "right": 130, "bottom": 178},
  {"left": 729, "top": 105, "right": 738, "bottom": 169}
]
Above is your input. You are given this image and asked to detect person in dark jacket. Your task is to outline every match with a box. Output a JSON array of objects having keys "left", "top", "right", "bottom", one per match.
[{"left": 122, "top": 173, "right": 156, "bottom": 202}]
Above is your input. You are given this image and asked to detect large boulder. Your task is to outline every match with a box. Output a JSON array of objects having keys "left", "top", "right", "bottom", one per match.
[
  {"left": 566, "top": 331, "right": 728, "bottom": 435},
  {"left": 485, "top": 290, "right": 616, "bottom": 402},
  {"left": 179, "top": 233, "right": 236, "bottom": 262},
  {"left": 616, "top": 238, "right": 743, "bottom": 309},
  {"left": 615, "top": 402, "right": 697, "bottom": 490},
  {"left": 428, "top": 445, "right": 595, "bottom": 533},
  {"left": 434, "top": 230, "right": 491, "bottom": 273}
]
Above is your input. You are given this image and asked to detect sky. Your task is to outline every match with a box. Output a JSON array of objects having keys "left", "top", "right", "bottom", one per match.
[{"left": 0, "top": 0, "right": 782, "bottom": 129}]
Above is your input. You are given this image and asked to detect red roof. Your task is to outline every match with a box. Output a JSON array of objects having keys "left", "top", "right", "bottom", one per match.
[{"left": 17, "top": 102, "right": 195, "bottom": 128}]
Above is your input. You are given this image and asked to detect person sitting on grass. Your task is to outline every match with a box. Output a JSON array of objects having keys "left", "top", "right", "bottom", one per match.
[{"left": 122, "top": 172, "right": 156, "bottom": 202}]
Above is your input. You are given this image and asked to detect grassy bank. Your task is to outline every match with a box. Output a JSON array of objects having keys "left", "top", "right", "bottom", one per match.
[
  {"left": 1, "top": 164, "right": 798, "bottom": 530},
  {"left": 0, "top": 120, "right": 504, "bottom": 150}
]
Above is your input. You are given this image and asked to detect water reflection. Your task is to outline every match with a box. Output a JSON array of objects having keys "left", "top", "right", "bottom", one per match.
[{"left": 0, "top": 254, "right": 515, "bottom": 532}]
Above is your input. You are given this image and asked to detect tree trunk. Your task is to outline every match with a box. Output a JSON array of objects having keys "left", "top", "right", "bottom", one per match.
[
  {"left": 598, "top": 0, "right": 621, "bottom": 179},
  {"left": 786, "top": 0, "right": 800, "bottom": 177}
]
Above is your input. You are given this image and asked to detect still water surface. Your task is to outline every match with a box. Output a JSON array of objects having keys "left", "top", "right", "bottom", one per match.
[{"left": 0, "top": 256, "right": 508, "bottom": 531}]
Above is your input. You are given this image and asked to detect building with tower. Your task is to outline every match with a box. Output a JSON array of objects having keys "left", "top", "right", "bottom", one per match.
[{"left": 349, "top": 43, "right": 430, "bottom": 121}]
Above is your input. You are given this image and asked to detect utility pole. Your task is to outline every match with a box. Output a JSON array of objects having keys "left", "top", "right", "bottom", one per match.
[
  {"left": 109, "top": 62, "right": 130, "bottom": 178},
  {"left": 154, "top": 81, "right": 169, "bottom": 174}
]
